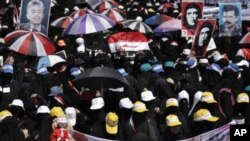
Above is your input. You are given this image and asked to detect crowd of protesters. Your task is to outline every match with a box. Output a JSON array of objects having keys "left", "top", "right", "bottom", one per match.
[{"left": 0, "top": 0, "right": 250, "bottom": 141}]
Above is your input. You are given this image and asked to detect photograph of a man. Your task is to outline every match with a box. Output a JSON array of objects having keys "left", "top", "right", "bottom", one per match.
[
  {"left": 219, "top": 3, "right": 241, "bottom": 37},
  {"left": 19, "top": 0, "right": 51, "bottom": 35},
  {"left": 191, "top": 19, "right": 216, "bottom": 57},
  {"left": 182, "top": 1, "right": 204, "bottom": 37}
]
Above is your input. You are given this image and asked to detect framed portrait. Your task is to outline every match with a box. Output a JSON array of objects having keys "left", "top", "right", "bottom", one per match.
[
  {"left": 219, "top": 3, "right": 242, "bottom": 37},
  {"left": 191, "top": 19, "right": 216, "bottom": 57},
  {"left": 181, "top": 1, "right": 204, "bottom": 37},
  {"left": 19, "top": 0, "right": 51, "bottom": 35}
]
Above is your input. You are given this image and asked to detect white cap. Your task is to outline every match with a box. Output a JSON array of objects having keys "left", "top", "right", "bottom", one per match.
[
  {"left": 37, "top": 105, "right": 50, "bottom": 114},
  {"left": 9, "top": 99, "right": 24, "bottom": 110},
  {"left": 182, "top": 48, "right": 191, "bottom": 55},
  {"left": 141, "top": 90, "right": 156, "bottom": 102},
  {"left": 65, "top": 107, "right": 77, "bottom": 126},
  {"left": 189, "top": 91, "right": 203, "bottom": 116},
  {"left": 76, "top": 37, "right": 84, "bottom": 44},
  {"left": 136, "top": 16, "right": 143, "bottom": 21},
  {"left": 77, "top": 45, "right": 85, "bottom": 53},
  {"left": 119, "top": 97, "right": 133, "bottom": 109},
  {"left": 73, "top": 6, "right": 80, "bottom": 11},
  {"left": 178, "top": 90, "right": 189, "bottom": 103},
  {"left": 90, "top": 97, "right": 105, "bottom": 110}
]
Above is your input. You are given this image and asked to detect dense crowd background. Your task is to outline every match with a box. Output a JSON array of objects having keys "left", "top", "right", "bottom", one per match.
[{"left": 0, "top": 0, "right": 250, "bottom": 141}]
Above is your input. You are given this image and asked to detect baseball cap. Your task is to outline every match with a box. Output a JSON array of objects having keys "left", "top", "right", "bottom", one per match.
[
  {"left": 9, "top": 99, "right": 25, "bottom": 110},
  {"left": 152, "top": 64, "right": 164, "bottom": 73},
  {"left": 105, "top": 112, "right": 119, "bottom": 134},
  {"left": 65, "top": 107, "right": 77, "bottom": 126},
  {"left": 0, "top": 110, "right": 12, "bottom": 122},
  {"left": 48, "top": 86, "right": 63, "bottom": 96},
  {"left": 201, "top": 91, "right": 217, "bottom": 104},
  {"left": 117, "top": 68, "right": 129, "bottom": 77},
  {"left": 37, "top": 105, "right": 50, "bottom": 114},
  {"left": 236, "top": 93, "right": 249, "bottom": 103},
  {"left": 2, "top": 64, "right": 13, "bottom": 74},
  {"left": 140, "top": 63, "right": 152, "bottom": 72},
  {"left": 177, "top": 90, "right": 189, "bottom": 103},
  {"left": 90, "top": 97, "right": 105, "bottom": 110},
  {"left": 119, "top": 97, "right": 133, "bottom": 109},
  {"left": 50, "top": 106, "right": 65, "bottom": 117},
  {"left": 141, "top": 90, "right": 155, "bottom": 102},
  {"left": 57, "top": 39, "right": 66, "bottom": 47},
  {"left": 166, "top": 98, "right": 178, "bottom": 108},
  {"left": 181, "top": 48, "right": 191, "bottom": 56},
  {"left": 133, "top": 101, "right": 148, "bottom": 113},
  {"left": 164, "top": 61, "right": 175, "bottom": 68},
  {"left": 70, "top": 67, "right": 81, "bottom": 77},
  {"left": 166, "top": 114, "right": 182, "bottom": 127},
  {"left": 193, "top": 109, "right": 219, "bottom": 122}
]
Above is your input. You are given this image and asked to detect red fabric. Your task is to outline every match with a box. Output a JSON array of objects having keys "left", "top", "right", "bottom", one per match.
[{"left": 50, "top": 128, "right": 70, "bottom": 141}]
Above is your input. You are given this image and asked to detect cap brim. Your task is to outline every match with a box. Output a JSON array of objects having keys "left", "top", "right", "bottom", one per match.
[
  {"left": 90, "top": 105, "right": 103, "bottom": 110},
  {"left": 206, "top": 116, "right": 219, "bottom": 122},
  {"left": 168, "top": 121, "right": 182, "bottom": 127},
  {"left": 106, "top": 124, "right": 118, "bottom": 134},
  {"left": 205, "top": 100, "right": 217, "bottom": 104},
  {"left": 142, "top": 97, "right": 156, "bottom": 102},
  {"left": 166, "top": 104, "right": 178, "bottom": 108},
  {"left": 134, "top": 108, "right": 148, "bottom": 113}
]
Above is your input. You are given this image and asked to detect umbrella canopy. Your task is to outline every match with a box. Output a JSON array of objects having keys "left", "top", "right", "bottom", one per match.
[
  {"left": 4, "top": 30, "right": 56, "bottom": 56},
  {"left": 70, "top": 8, "right": 95, "bottom": 19},
  {"left": 93, "top": 0, "right": 119, "bottom": 12},
  {"left": 51, "top": 16, "right": 73, "bottom": 28},
  {"left": 157, "top": 3, "right": 173, "bottom": 13},
  {"left": 35, "top": 55, "right": 66, "bottom": 70},
  {"left": 122, "top": 17, "right": 153, "bottom": 34},
  {"left": 73, "top": 66, "right": 130, "bottom": 90},
  {"left": 239, "top": 32, "right": 250, "bottom": 44},
  {"left": 145, "top": 14, "right": 172, "bottom": 26},
  {"left": 153, "top": 19, "right": 181, "bottom": 33},
  {"left": 100, "top": 8, "right": 127, "bottom": 23},
  {"left": 63, "top": 13, "right": 115, "bottom": 35}
]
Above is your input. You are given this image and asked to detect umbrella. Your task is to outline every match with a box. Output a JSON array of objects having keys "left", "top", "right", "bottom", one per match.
[
  {"left": 157, "top": 3, "right": 173, "bottom": 13},
  {"left": 63, "top": 13, "right": 115, "bottom": 35},
  {"left": 33, "top": 55, "right": 66, "bottom": 70},
  {"left": 4, "top": 30, "right": 56, "bottom": 56},
  {"left": 153, "top": 19, "right": 181, "bottom": 33},
  {"left": 51, "top": 16, "right": 73, "bottom": 28},
  {"left": 93, "top": 0, "right": 119, "bottom": 12},
  {"left": 145, "top": 14, "right": 172, "bottom": 26},
  {"left": 100, "top": 8, "right": 127, "bottom": 23},
  {"left": 239, "top": 32, "right": 250, "bottom": 44},
  {"left": 73, "top": 66, "right": 130, "bottom": 90},
  {"left": 122, "top": 17, "right": 153, "bottom": 34},
  {"left": 70, "top": 8, "right": 95, "bottom": 19}
]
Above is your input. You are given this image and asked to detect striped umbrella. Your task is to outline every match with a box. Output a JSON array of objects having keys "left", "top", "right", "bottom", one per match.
[
  {"left": 239, "top": 32, "right": 250, "bottom": 44},
  {"left": 158, "top": 3, "right": 173, "bottom": 13},
  {"left": 93, "top": 0, "right": 119, "bottom": 12},
  {"left": 51, "top": 16, "right": 73, "bottom": 28},
  {"left": 153, "top": 19, "right": 181, "bottom": 33},
  {"left": 36, "top": 55, "right": 66, "bottom": 70},
  {"left": 4, "top": 30, "right": 55, "bottom": 56},
  {"left": 145, "top": 14, "right": 172, "bottom": 26},
  {"left": 122, "top": 17, "right": 153, "bottom": 34},
  {"left": 100, "top": 8, "right": 127, "bottom": 23},
  {"left": 70, "top": 8, "right": 95, "bottom": 19},
  {"left": 63, "top": 13, "right": 115, "bottom": 35}
]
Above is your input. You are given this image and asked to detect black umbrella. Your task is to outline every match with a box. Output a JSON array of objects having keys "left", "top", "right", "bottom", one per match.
[{"left": 73, "top": 66, "right": 130, "bottom": 91}]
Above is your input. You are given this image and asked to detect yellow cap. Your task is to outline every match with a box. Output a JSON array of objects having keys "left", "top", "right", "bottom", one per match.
[
  {"left": 105, "top": 112, "right": 119, "bottom": 134},
  {"left": 0, "top": 110, "right": 12, "bottom": 121},
  {"left": 237, "top": 93, "right": 249, "bottom": 103},
  {"left": 166, "top": 114, "right": 182, "bottom": 127},
  {"left": 201, "top": 92, "right": 217, "bottom": 104},
  {"left": 193, "top": 109, "right": 219, "bottom": 122},
  {"left": 133, "top": 101, "right": 148, "bottom": 113},
  {"left": 50, "top": 106, "right": 65, "bottom": 117},
  {"left": 166, "top": 98, "right": 178, "bottom": 108}
]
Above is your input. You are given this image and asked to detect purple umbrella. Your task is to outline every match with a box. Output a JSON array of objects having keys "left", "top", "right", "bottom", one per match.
[{"left": 63, "top": 13, "right": 115, "bottom": 35}]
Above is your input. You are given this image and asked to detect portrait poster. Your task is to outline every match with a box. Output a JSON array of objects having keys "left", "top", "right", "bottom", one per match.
[
  {"left": 181, "top": 1, "right": 204, "bottom": 37},
  {"left": 191, "top": 19, "right": 216, "bottom": 57},
  {"left": 19, "top": 0, "right": 51, "bottom": 35},
  {"left": 219, "top": 3, "right": 242, "bottom": 37}
]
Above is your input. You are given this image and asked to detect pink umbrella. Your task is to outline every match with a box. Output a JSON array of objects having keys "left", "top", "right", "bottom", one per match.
[
  {"left": 153, "top": 19, "right": 181, "bottom": 33},
  {"left": 239, "top": 32, "right": 250, "bottom": 44}
]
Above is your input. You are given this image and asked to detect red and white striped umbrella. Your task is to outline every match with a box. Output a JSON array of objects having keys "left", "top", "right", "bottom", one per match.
[
  {"left": 4, "top": 30, "right": 56, "bottom": 56},
  {"left": 158, "top": 3, "right": 173, "bottom": 13},
  {"left": 51, "top": 16, "right": 73, "bottom": 28},
  {"left": 100, "top": 8, "right": 127, "bottom": 23},
  {"left": 70, "top": 8, "right": 95, "bottom": 19},
  {"left": 93, "top": 0, "right": 119, "bottom": 12},
  {"left": 239, "top": 32, "right": 250, "bottom": 44}
]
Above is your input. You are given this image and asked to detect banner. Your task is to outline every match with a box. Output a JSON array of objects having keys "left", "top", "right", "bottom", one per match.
[
  {"left": 73, "top": 130, "right": 117, "bottom": 141},
  {"left": 108, "top": 32, "right": 150, "bottom": 53},
  {"left": 19, "top": 0, "right": 51, "bottom": 35},
  {"left": 191, "top": 19, "right": 216, "bottom": 57},
  {"left": 181, "top": 1, "right": 204, "bottom": 37},
  {"left": 219, "top": 3, "right": 242, "bottom": 37},
  {"left": 178, "top": 121, "right": 235, "bottom": 141}
]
